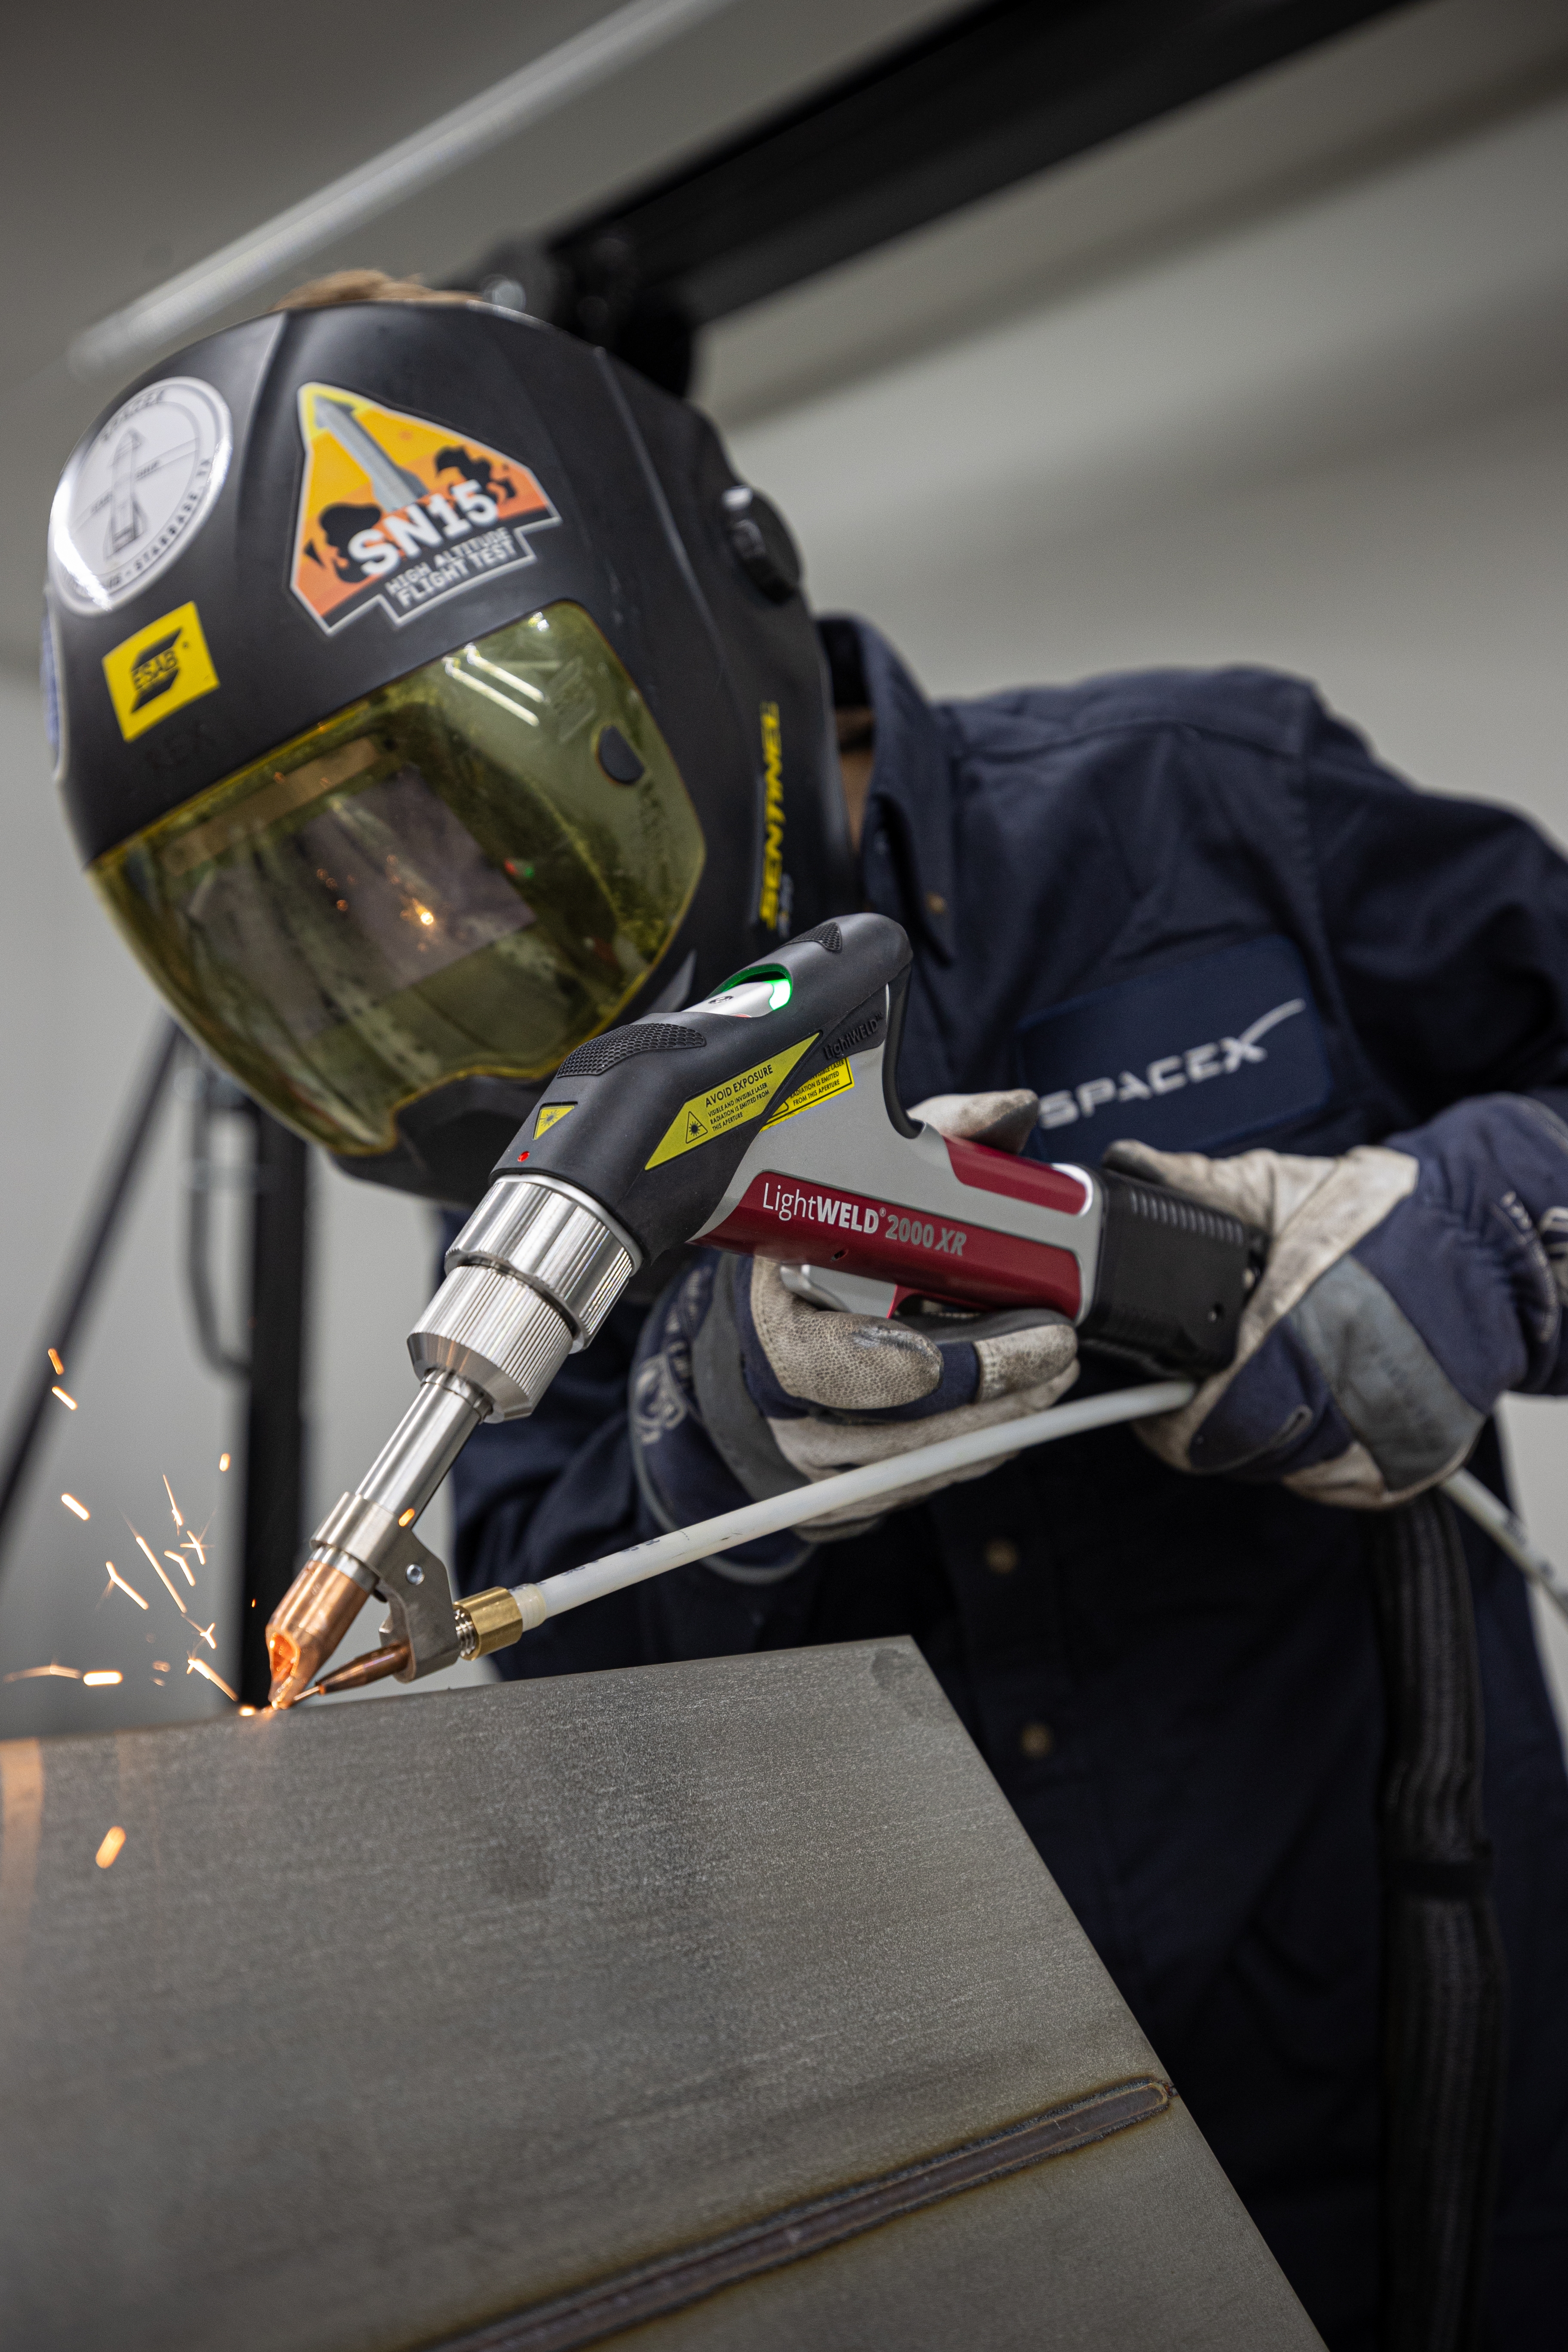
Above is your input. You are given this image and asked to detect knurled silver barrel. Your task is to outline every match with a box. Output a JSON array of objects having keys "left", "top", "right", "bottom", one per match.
[{"left": 411, "top": 1176, "right": 638, "bottom": 1420}]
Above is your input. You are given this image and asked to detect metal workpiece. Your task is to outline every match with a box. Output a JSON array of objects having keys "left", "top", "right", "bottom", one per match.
[
  {"left": 446, "top": 1174, "right": 640, "bottom": 1346},
  {"left": 0, "top": 1642, "right": 1322, "bottom": 2352}
]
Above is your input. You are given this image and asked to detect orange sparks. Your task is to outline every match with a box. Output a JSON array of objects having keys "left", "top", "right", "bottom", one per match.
[
  {"left": 83, "top": 1670, "right": 122, "bottom": 1687},
  {"left": 186, "top": 1657, "right": 238, "bottom": 1703},
  {"left": 218, "top": 1452, "right": 231, "bottom": 1473},
  {"left": 61, "top": 1493, "right": 90, "bottom": 1522},
  {"left": 3, "top": 1662, "right": 81, "bottom": 1681},
  {"left": 95, "top": 1826, "right": 126, "bottom": 1868},
  {"left": 162, "top": 1475, "right": 184, "bottom": 1531},
  {"left": 152, "top": 1660, "right": 171, "bottom": 1672},
  {"left": 47, "top": 1347, "right": 64, "bottom": 1376},
  {"left": 189, "top": 1620, "right": 217, "bottom": 1653},
  {"left": 133, "top": 1531, "right": 187, "bottom": 1614},
  {"left": 165, "top": 1549, "right": 196, "bottom": 1590},
  {"left": 181, "top": 1528, "right": 208, "bottom": 1568},
  {"left": 51, "top": 1386, "right": 78, "bottom": 1411},
  {"left": 398, "top": 1507, "right": 416, "bottom": 1527},
  {"left": 239, "top": 1705, "right": 257, "bottom": 1716},
  {"left": 104, "top": 1562, "right": 149, "bottom": 1612}
]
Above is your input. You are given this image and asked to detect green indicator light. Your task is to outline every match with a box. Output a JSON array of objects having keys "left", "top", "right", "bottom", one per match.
[{"left": 715, "top": 963, "right": 793, "bottom": 1009}]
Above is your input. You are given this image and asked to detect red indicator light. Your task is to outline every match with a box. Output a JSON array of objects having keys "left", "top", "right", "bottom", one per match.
[{"left": 516, "top": 1151, "right": 530, "bottom": 1162}]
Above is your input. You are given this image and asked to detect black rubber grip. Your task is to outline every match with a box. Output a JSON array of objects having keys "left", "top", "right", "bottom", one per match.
[{"left": 1082, "top": 1169, "right": 1266, "bottom": 1376}]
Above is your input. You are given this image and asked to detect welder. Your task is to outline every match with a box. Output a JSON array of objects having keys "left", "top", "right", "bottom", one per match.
[{"left": 43, "top": 278, "right": 1568, "bottom": 2349}]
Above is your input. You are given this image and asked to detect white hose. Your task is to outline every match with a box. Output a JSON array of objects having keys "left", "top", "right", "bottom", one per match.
[
  {"left": 1442, "top": 1466, "right": 1568, "bottom": 1622},
  {"left": 514, "top": 1381, "right": 1196, "bottom": 1622},
  {"left": 507, "top": 1381, "right": 1568, "bottom": 1629}
]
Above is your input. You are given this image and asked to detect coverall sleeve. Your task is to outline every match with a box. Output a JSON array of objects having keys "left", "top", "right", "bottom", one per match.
[{"left": 1302, "top": 708, "right": 1568, "bottom": 1126}]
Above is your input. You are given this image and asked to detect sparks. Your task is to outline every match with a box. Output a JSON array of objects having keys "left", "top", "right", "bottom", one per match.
[
  {"left": 218, "top": 1452, "right": 231, "bottom": 1473},
  {"left": 83, "top": 1670, "right": 122, "bottom": 1687},
  {"left": 47, "top": 1347, "right": 64, "bottom": 1376},
  {"left": 162, "top": 1475, "right": 184, "bottom": 1531},
  {"left": 95, "top": 1826, "right": 126, "bottom": 1868},
  {"left": 152, "top": 1660, "right": 171, "bottom": 1672},
  {"left": 189, "top": 1620, "right": 217, "bottom": 1653},
  {"left": 180, "top": 1528, "right": 207, "bottom": 1568},
  {"left": 165, "top": 1549, "right": 196, "bottom": 1589},
  {"left": 398, "top": 1507, "right": 416, "bottom": 1527},
  {"left": 133, "top": 1529, "right": 187, "bottom": 1614},
  {"left": 103, "top": 1561, "right": 149, "bottom": 1612},
  {"left": 186, "top": 1657, "right": 238, "bottom": 1703},
  {"left": 61, "top": 1493, "right": 90, "bottom": 1522},
  {"left": 51, "top": 1386, "right": 77, "bottom": 1411},
  {"left": 3, "top": 1661, "right": 81, "bottom": 1681}
]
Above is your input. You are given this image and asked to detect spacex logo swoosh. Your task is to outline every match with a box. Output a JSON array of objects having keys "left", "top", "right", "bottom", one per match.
[{"left": 1038, "top": 998, "right": 1307, "bottom": 1129}]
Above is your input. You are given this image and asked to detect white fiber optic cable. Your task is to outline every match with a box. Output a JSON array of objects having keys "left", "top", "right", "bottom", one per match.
[
  {"left": 506, "top": 1384, "right": 1568, "bottom": 1629},
  {"left": 1442, "top": 1467, "right": 1568, "bottom": 1623},
  {"left": 513, "top": 1382, "right": 1197, "bottom": 1621}
]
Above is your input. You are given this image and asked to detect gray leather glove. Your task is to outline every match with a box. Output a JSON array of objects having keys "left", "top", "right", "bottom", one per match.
[
  {"left": 1109, "top": 1093, "right": 1568, "bottom": 1506},
  {"left": 698, "top": 1089, "right": 1078, "bottom": 1533}
]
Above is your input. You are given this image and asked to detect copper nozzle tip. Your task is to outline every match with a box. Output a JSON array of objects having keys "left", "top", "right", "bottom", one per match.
[
  {"left": 266, "top": 1558, "right": 372, "bottom": 1708},
  {"left": 297, "top": 1641, "right": 412, "bottom": 1703}
]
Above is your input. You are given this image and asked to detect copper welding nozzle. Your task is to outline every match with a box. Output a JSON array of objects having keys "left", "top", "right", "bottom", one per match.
[
  {"left": 297, "top": 1641, "right": 411, "bottom": 1702},
  {"left": 266, "top": 1558, "right": 372, "bottom": 1708}
]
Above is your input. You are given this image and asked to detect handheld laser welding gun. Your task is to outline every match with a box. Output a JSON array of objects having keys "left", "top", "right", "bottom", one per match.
[{"left": 266, "top": 914, "right": 1265, "bottom": 1705}]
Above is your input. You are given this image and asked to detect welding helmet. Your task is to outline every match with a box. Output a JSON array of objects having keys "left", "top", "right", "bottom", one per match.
[{"left": 44, "top": 300, "right": 852, "bottom": 1204}]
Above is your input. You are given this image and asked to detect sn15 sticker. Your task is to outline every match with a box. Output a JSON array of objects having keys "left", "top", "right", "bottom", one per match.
[{"left": 289, "top": 383, "right": 560, "bottom": 633}]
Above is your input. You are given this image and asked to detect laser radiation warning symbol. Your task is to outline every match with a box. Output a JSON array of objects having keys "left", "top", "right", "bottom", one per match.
[
  {"left": 289, "top": 383, "right": 560, "bottom": 634},
  {"left": 645, "top": 1038, "right": 817, "bottom": 1168}
]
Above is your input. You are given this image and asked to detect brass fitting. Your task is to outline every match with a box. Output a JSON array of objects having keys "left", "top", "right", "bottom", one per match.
[{"left": 454, "top": 1586, "right": 525, "bottom": 1660}]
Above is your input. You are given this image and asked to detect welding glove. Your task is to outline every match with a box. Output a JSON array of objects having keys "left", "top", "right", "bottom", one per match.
[
  {"left": 1107, "top": 1093, "right": 1568, "bottom": 1508},
  {"left": 630, "top": 1089, "right": 1078, "bottom": 1550}
]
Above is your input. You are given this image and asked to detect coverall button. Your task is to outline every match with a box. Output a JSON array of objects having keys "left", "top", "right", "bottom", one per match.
[
  {"left": 1019, "top": 1721, "right": 1054, "bottom": 1761},
  {"left": 984, "top": 1536, "right": 1019, "bottom": 1574}
]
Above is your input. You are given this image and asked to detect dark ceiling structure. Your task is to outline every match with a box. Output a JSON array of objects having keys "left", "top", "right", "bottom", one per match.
[{"left": 462, "top": 0, "right": 1415, "bottom": 392}]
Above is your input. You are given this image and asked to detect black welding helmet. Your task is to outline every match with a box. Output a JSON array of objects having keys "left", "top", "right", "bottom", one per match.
[{"left": 45, "top": 300, "right": 852, "bottom": 1204}]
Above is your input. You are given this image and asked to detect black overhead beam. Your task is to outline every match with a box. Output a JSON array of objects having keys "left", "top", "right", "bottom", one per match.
[{"left": 466, "top": 0, "right": 1414, "bottom": 393}]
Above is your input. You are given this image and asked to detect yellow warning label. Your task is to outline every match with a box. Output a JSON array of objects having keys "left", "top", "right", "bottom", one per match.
[
  {"left": 646, "top": 1036, "right": 817, "bottom": 1168},
  {"left": 763, "top": 1059, "right": 854, "bottom": 1126},
  {"left": 535, "top": 1102, "right": 575, "bottom": 1136},
  {"left": 102, "top": 601, "right": 218, "bottom": 741}
]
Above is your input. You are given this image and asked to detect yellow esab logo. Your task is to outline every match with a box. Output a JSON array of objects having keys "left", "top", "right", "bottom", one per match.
[
  {"left": 645, "top": 1036, "right": 816, "bottom": 1168},
  {"left": 102, "top": 602, "right": 218, "bottom": 741}
]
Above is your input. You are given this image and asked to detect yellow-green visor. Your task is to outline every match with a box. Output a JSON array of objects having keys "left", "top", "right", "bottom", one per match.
[{"left": 92, "top": 603, "right": 705, "bottom": 1156}]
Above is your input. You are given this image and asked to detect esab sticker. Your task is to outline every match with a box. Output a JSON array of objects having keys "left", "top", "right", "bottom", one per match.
[
  {"left": 289, "top": 383, "right": 560, "bottom": 634},
  {"left": 102, "top": 601, "right": 219, "bottom": 741}
]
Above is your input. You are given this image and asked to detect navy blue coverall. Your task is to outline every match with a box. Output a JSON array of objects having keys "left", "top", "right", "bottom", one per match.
[{"left": 451, "top": 620, "right": 1568, "bottom": 2348}]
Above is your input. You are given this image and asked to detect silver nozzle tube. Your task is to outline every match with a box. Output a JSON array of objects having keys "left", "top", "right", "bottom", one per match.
[
  {"left": 305, "top": 1372, "right": 489, "bottom": 1592},
  {"left": 360, "top": 1372, "right": 489, "bottom": 1522}
]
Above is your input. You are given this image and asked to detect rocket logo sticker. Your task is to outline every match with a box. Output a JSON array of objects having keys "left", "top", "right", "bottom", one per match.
[{"left": 289, "top": 383, "right": 560, "bottom": 634}]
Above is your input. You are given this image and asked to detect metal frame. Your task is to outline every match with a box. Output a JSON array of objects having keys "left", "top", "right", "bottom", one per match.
[{"left": 466, "top": 0, "right": 1415, "bottom": 391}]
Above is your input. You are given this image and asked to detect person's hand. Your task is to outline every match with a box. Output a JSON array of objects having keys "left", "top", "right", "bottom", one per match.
[
  {"left": 631, "top": 1090, "right": 1077, "bottom": 1545},
  {"left": 733, "top": 1089, "right": 1076, "bottom": 1528},
  {"left": 1106, "top": 1093, "right": 1568, "bottom": 1507}
]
